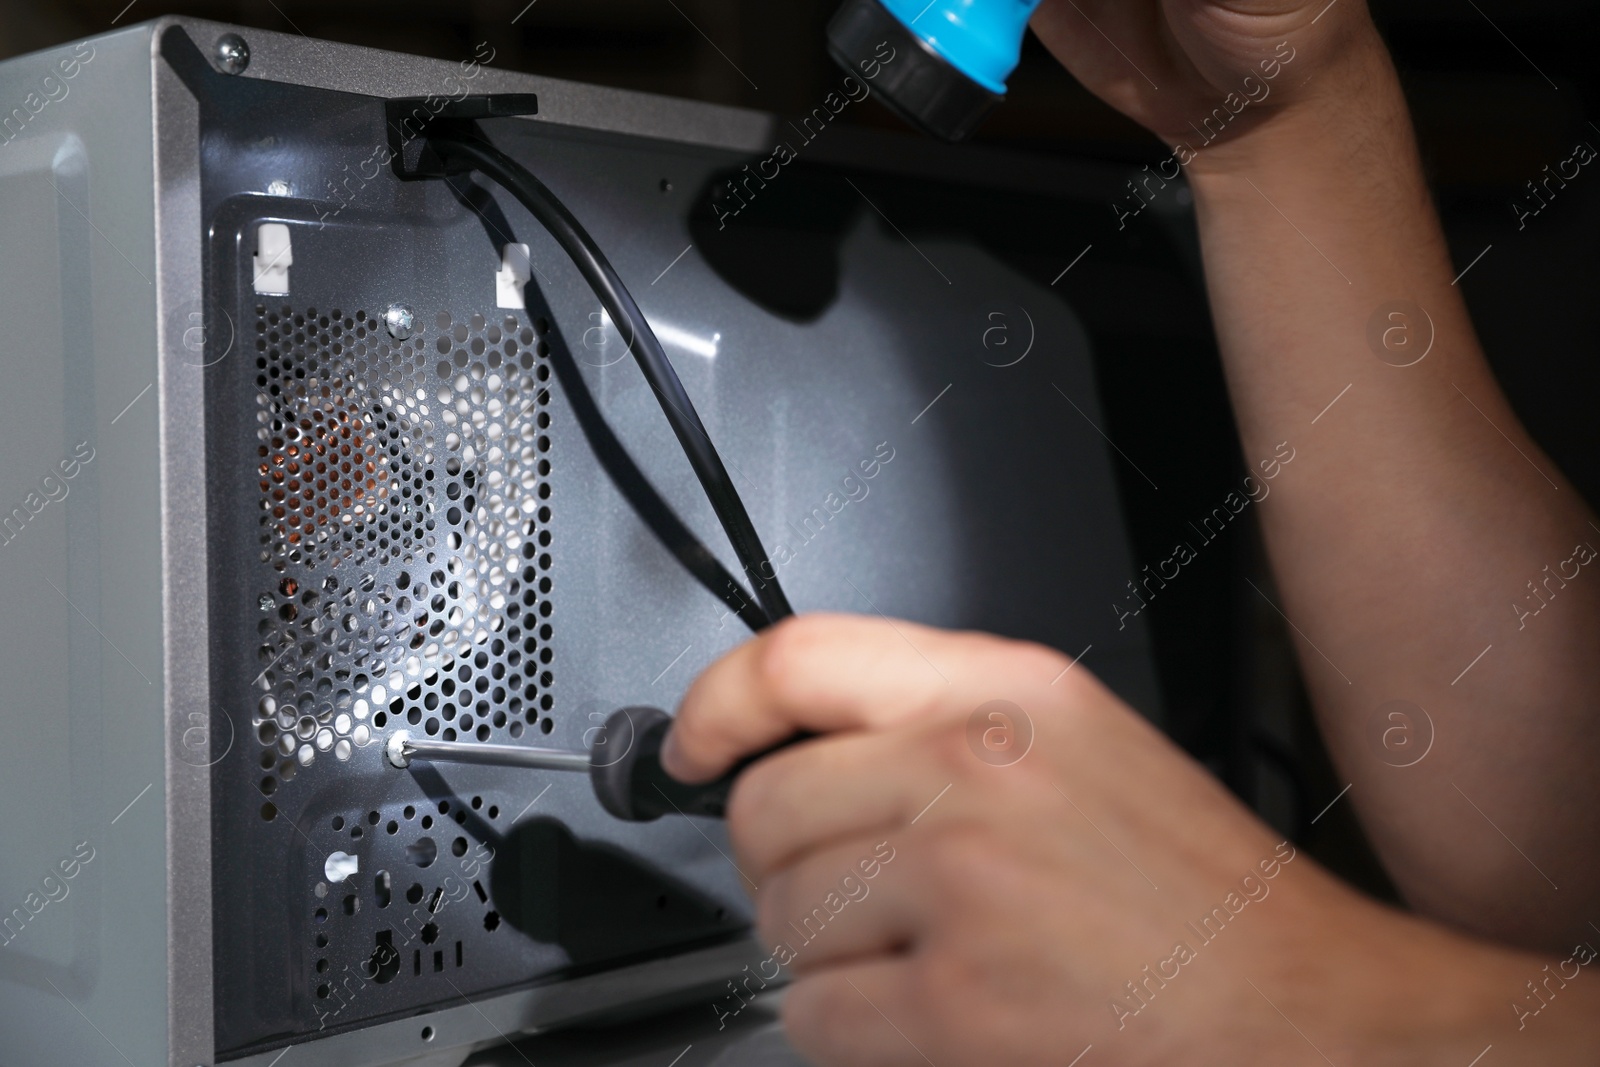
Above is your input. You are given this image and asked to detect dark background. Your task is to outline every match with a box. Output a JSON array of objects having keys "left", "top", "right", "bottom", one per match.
[{"left": 4, "top": 0, "right": 1596, "bottom": 901}]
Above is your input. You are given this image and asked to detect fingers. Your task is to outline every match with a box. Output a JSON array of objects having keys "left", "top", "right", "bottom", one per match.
[
  {"left": 663, "top": 612, "right": 1066, "bottom": 782},
  {"left": 753, "top": 834, "right": 921, "bottom": 975},
  {"left": 663, "top": 613, "right": 953, "bottom": 782},
  {"left": 727, "top": 721, "right": 956, "bottom": 880},
  {"left": 783, "top": 958, "right": 929, "bottom": 1067}
]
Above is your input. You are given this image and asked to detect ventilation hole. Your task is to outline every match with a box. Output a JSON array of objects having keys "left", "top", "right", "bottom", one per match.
[
  {"left": 406, "top": 837, "right": 437, "bottom": 868},
  {"left": 483, "top": 911, "right": 500, "bottom": 932},
  {"left": 472, "top": 880, "right": 487, "bottom": 903},
  {"left": 375, "top": 870, "right": 392, "bottom": 908},
  {"left": 406, "top": 883, "right": 424, "bottom": 905}
]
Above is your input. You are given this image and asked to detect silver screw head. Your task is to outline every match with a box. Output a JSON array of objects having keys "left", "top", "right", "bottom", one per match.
[
  {"left": 385, "top": 304, "right": 416, "bottom": 340},
  {"left": 385, "top": 730, "right": 413, "bottom": 769},
  {"left": 258, "top": 595, "right": 274, "bottom": 611},
  {"left": 266, "top": 179, "right": 291, "bottom": 197},
  {"left": 215, "top": 34, "right": 250, "bottom": 75}
]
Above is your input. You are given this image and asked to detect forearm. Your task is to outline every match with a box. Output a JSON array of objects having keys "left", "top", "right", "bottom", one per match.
[
  {"left": 1356, "top": 913, "right": 1600, "bottom": 1063},
  {"left": 1183, "top": 22, "right": 1600, "bottom": 948}
]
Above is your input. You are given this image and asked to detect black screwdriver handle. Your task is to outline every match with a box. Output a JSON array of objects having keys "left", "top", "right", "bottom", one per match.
[{"left": 588, "top": 706, "right": 808, "bottom": 822}]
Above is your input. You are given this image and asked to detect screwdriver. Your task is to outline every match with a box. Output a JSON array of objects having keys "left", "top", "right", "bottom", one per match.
[{"left": 384, "top": 706, "right": 786, "bottom": 822}]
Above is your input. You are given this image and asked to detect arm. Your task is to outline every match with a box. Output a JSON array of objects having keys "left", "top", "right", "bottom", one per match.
[{"left": 1033, "top": 0, "right": 1600, "bottom": 949}]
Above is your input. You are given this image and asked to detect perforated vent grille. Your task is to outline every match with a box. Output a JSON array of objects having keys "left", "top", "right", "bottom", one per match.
[{"left": 249, "top": 306, "right": 557, "bottom": 800}]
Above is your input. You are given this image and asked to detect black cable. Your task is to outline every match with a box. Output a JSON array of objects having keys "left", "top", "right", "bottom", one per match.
[
  {"left": 543, "top": 321, "right": 771, "bottom": 631},
  {"left": 443, "top": 174, "right": 769, "bottom": 632},
  {"left": 430, "top": 133, "right": 794, "bottom": 625}
]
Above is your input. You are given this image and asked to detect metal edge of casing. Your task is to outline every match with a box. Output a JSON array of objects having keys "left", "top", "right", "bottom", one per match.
[
  {"left": 151, "top": 19, "right": 214, "bottom": 1067},
  {"left": 144, "top": 15, "right": 1132, "bottom": 201}
]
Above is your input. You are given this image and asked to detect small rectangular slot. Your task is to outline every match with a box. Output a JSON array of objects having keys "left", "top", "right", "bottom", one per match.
[
  {"left": 472, "top": 880, "right": 487, "bottom": 903},
  {"left": 370, "top": 930, "right": 400, "bottom": 984},
  {"left": 455, "top": 941, "right": 463, "bottom": 968},
  {"left": 428, "top": 887, "right": 444, "bottom": 913},
  {"left": 433, "top": 950, "right": 444, "bottom": 973},
  {"left": 413, "top": 949, "right": 421, "bottom": 976}
]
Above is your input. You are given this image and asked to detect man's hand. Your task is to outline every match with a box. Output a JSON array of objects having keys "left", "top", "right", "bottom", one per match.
[
  {"left": 1029, "top": 0, "right": 1371, "bottom": 152},
  {"left": 665, "top": 615, "right": 1590, "bottom": 1066}
]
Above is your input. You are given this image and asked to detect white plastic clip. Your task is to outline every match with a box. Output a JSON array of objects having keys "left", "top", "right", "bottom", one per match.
[
  {"left": 496, "top": 243, "right": 531, "bottom": 309},
  {"left": 253, "top": 222, "right": 293, "bottom": 296}
]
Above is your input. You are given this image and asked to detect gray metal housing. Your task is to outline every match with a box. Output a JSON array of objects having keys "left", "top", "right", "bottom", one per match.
[{"left": 0, "top": 17, "right": 1169, "bottom": 1067}]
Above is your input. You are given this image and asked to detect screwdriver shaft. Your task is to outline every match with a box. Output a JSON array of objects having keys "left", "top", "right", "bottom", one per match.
[{"left": 387, "top": 731, "right": 590, "bottom": 773}]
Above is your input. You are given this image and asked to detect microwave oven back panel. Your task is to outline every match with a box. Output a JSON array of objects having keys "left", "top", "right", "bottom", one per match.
[{"left": 0, "top": 18, "right": 1168, "bottom": 1067}]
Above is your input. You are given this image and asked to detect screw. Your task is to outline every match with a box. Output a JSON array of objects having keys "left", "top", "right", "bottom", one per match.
[
  {"left": 385, "top": 304, "right": 416, "bottom": 341},
  {"left": 266, "top": 180, "right": 291, "bottom": 197},
  {"left": 215, "top": 34, "right": 250, "bottom": 76},
  {"left": 259, "top": 595, "right": 274, "bottom": 612}
]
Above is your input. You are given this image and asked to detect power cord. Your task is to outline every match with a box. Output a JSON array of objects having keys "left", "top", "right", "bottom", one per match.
[{"left": 392, "top": 106, "right": 793, "bottom": 629}]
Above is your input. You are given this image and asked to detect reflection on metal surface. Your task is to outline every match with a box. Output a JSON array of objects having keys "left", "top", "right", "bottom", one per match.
[{"left": 588, "top": 308, "right": 720, "bottom": 362}]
